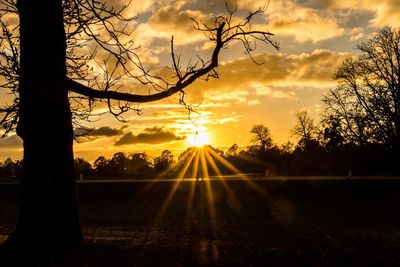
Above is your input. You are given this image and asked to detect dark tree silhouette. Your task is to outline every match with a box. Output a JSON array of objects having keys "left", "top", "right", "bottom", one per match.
[
  {"left": 291, "top": 110, "right": 319, "bottom": 151},
  {"left": 74, "top": 158, "right": 92, "bottom": 180},
  {"left": 154, "top": 150, "right": 174, "bottom": 173},
  {"left": 322, "top": 116, "right": 345, "bottom": 151},
  {"left": 0, "top": 0, "right": 278, "bottom": 262},
  {"left": 0, "top": 158, "right": 22, "bottom": 180},
  {"left": 250, "top": 124, "right": 273, "bottom": 151},
  {"left": 109, "top": 152, "right": 130, "bottom": 176},
  {"left": 226, "top": 143, "right": 240, "bottom": 156},
  {"left": 323, "top": 27, "right": 400, "bottom": 150},
  {"left": 93, "top": 156, "right": 110, "bottom": 176},
  {"left": 127, "top": 153, "right": 154, "bottom": 177}
]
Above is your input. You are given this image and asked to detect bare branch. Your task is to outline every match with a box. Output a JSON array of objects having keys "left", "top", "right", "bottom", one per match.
[
  {"left": 1, "top": 1, "right": 279, "bottom": 135},
  {"left": 70, "top": 6, "right": 278, "bottom": 105}
]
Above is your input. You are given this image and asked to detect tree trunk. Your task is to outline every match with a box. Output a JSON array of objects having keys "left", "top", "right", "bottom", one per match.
[{"left": 2, "top": 0, "right": 84, "bottom": 263}]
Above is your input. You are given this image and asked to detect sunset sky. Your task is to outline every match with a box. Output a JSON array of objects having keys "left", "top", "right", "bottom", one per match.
[{"left": 1, "top": 0, "right": 400, "bottom": 162}]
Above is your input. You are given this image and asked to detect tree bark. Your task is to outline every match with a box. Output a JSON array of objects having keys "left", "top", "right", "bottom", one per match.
[{"left": 2, "top": 0, "right": 84, "bottom": 263}]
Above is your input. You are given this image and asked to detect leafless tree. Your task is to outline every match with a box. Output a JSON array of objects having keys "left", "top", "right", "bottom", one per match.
[
  {"left": 322, "top": 27, "right": 400, "bottom": 149},
  {"left": 0, "top": 0, "right": 279, "bottom": 263},
  {"left": 250, "top": 124, "right": 273, "bottom": 150},
  {"left": 291, "top": 110, "right": 318, "bottom": 149}
]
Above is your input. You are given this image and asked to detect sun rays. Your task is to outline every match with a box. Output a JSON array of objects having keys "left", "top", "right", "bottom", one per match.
[{"left": 152, "top": 144, "right": 274, "bottom": 238}]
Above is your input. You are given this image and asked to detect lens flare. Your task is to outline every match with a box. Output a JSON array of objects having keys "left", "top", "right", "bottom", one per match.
[{"left": 187, "top": 131, "right": 210, "bottom": 147}]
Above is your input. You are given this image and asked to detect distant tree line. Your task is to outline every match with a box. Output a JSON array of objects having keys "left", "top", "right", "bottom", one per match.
[
  {"left": 0, "top": 158, "right": 23, "bottom": 180},
  {"left": 1, "top": 114, "right": 398, "bottom": 181},
  {"left": 227, "top": 116, "right": 398, "bottom": 176},
  {"left": 71, "top": 109, "right": 400, "bottom": 178},
  {"left": 3, "top": 111, "right": 397, "bottom": 182}
]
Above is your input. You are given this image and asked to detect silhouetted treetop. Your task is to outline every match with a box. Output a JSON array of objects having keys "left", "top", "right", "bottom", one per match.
[
  {"left": 322, "top": 27, "right": 400, "bottom": 149},
  {"left": 291, "top": 110, "right": 319, "bottom": 151},
  {"left": 250, "top": 124, "right": 273, "bottom": 151}
]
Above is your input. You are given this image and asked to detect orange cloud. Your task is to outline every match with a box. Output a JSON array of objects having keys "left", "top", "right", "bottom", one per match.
[
  {"left": 266, "top": 0, "right": 345, "bottom": 43},
  {"left": 193, "top": 49, "right": 351, "bottom": 95},
  {"left": 305, "top": 0, "right": 400, "bottom": 27}
]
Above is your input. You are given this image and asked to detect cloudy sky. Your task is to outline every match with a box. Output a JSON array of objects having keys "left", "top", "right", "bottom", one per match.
[{"left": 1, "top": 0, "right": 400, "bottom": 162}]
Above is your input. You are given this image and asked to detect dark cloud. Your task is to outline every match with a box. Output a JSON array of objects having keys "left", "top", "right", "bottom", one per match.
[
  {"left": 0, "top": 135, "right": 23, "bottom": 147},
  {"left": 115, "top": 128, "right": 184, "bottom": 146},
  {"left": 90, "top": 126, "right": 123, "bottom": 137},
  {"left": 144, "top": 126, "right": 164, "bottom": 133},
  {"left": 75, "top": 126, "right": 124, "bottom": 138},
  {"left": 74, "top": 126, "right": 126, "bottom": 144}
]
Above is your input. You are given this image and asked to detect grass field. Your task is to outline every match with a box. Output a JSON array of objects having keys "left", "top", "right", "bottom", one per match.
[{"left": 1, "top": 178, "right": 400, "bottom": 266}]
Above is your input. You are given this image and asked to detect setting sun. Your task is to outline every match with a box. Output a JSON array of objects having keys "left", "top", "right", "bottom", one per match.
[{"left": 187, "top": 131, "right": 210, "bottom": 147}]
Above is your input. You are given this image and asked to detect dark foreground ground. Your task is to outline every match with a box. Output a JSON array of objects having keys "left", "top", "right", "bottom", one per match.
[{"left": 1, "top": 178, "right": 400, "bottom": 266}]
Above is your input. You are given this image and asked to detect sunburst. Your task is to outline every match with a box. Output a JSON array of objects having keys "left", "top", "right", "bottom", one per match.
[
  {"left": 151, "top": 143, "right": 281, "bottom": 240},
  {"left": 187, "top": 131, "right": 210, "bottom": 147}
]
